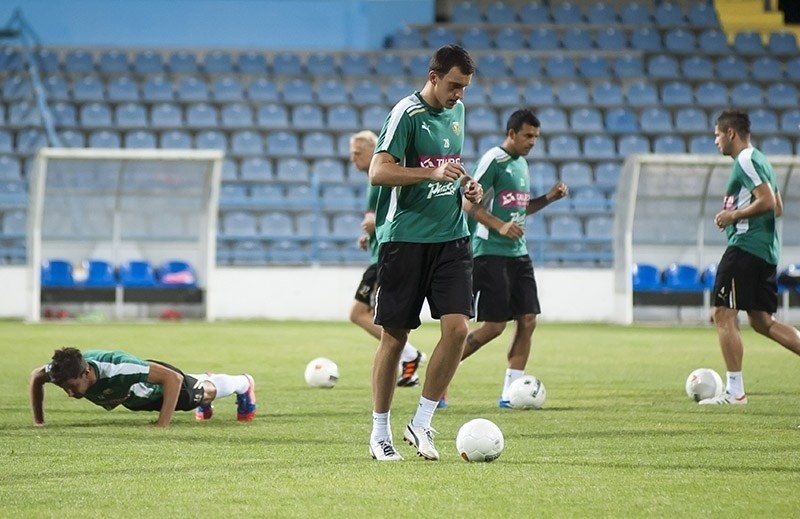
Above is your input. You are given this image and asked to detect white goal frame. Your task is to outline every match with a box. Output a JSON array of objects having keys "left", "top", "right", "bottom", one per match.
[{"left": 26, "top": 148, "right": 223, "bottom": 322}]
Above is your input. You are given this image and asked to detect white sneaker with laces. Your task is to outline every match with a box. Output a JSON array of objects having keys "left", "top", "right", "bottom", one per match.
[
  {"left": 699, "top": 391, "right": 748, "bottom": 405},
  {"left": 404, "top": 422, "right": 439, "bottom": 460},
  {"left": 369, "top": 439, "right": 403, "bottom": 461}
]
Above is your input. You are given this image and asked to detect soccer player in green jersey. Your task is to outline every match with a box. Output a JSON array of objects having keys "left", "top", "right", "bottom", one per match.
[
  {"left": 701, "top": 109, "right": 800, "bottom": 405},
  {"left": 458, "top": 109, "right": 568, "bottom": 407},
  {"left": 29, "top": 347, "right": 256, "bottom": 426},
  {"left": 367, "top": 44, "right": 483, "bottom": 461},
  {"left": 347, "top": 130, "right": 426, "bottom": 387}
]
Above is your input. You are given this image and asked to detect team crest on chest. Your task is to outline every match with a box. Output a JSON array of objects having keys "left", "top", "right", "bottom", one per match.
[{"left": 451, "top": 121, "right": 461, "bottom": 136}]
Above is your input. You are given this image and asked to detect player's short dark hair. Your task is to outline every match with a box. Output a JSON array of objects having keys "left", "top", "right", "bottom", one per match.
[
  {"left": 716, "top": 109, "right": 750, "bottom": 136},
  {"left": 506, "top": 109, "right": 541, "bottom": 133},
  {"left": 49, "top": 347, "right": 87, "bottom": 385},
  {"left": 429, "top": 44, "right": 475, "bottom": 76}
]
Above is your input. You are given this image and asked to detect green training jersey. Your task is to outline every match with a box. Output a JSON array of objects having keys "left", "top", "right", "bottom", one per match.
[
  {"left": 375, "top": 92, "right": 469, "bottom": 243},
  {"left": 47, "top": 350, "right": 162, "bottom": 411},
  {"left": 723, "top": 146, "right": 780, "bottom": 265},
  {"left": 471, "top": 146, "right": 530, "bottom": 258},
  {"left": 365, "top": 183, "right": 390, "bottom": 265}
]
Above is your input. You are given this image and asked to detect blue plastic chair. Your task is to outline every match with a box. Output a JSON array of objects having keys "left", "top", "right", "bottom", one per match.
[
  {"left": 238, "top": 51, "right": 267, "bottom": 74},
  {"left": 41, "top": 259, "right": 75, "bottom": 287},
  {"left": 663, "top": 263, "right": 703, "bottom": 291},
  {"left": 158, "top": 260, "right": 198, "bottom": 287},
  {"left": 80, "top": 259, "right": 117, "bottom": 287},
  {"left": 632, "top": 263, "right": 661, "bottom": 291},
  {"left": 119, "top": 260, "right": 158, "bottom": 287}
]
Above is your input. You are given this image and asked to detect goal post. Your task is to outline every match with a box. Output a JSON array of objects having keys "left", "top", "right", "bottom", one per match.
[
  {"left": 26, "top": 147, "right": 223, "bottom": 322},
  {"left": 613, "top": 154, "right": 800, "bottom": 324}
]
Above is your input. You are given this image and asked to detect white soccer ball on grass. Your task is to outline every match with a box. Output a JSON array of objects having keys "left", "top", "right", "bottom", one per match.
[
  {"left": 508, "top": 374, "right": 547, "bottom": 409},
  {"left": 685, "top": 368, "right": 723, "bottom": 402},
  {"left": 304, "top": 357, "right": 339, "bottom": 388},
  {"left": 456, "top": 418, "right": 505, "bottom": 462}
]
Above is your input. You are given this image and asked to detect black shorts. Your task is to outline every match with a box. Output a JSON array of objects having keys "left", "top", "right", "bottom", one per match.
[
  {"left": 375, "top": 237, "right": 474, "bottom": 329},
  {"left": 354, "top": 263, "right": 378, "bottom": 306},
  {"left": 125, "top": 360, "right": 205, "bottom": 412},
  {"left": 473, "top": 255, "right": 540, "bottom": 322},
  {"left": 713, "top": 246, "right": 778, "bottom": 313}
]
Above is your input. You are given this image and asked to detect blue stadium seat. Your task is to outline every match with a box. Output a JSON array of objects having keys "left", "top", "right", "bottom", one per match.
[
  {"left": 312, "top": 158, "right": 347, "bottom": 184},
  {"left": 285, "top": 187, "right": 316, "bottom": 210},
  {"left": 248, "top": 78, "right": 279, "bottom": 102},
  {"left": 195, "top": 130, "right": 228, "bottom": 151},
  {"left": 592, "top": 81, "right": 623, "bottom": 107},
  {"left": 361, "top": 105, "right": 387, "bottom": 132},
  {"left": 548, "top": 215, "right": 583, "bottom": 240},
  {"left": 16, "top": 128, "right": 47, "bottom": 154},
  {"left": 221, "top": 103, "right": 253, "bottom": 129},
  {"left": 142, "top": 77, "right": 173, "bottom": 102},
  {"left": 230, "top": 130, "right": 265, "bottom": 156},
  {"left": 259, "top": 212, "right": 295, "bottom": 239},
  {"left": 510, "top": 55, "right": 540, "bottom": 79},
  {"left": 451, "top": 1, "right": 482, "bottom": 23},
  {"left": 72, "top": 76, "right": 105, "bottom": 102},
  {"left": 519, "top": 2, "right": 549, "bottom": 23},
  {"left": 560, "top": 161, "right": 593, "bottom": 189},
  {"left": 331, "top": 212, "right": 364, "bottom": 241},
  {"left": 291, "top": 104, "right": 324, "bottom": 130},
  {"left": 467, "top": 107, "right": 499, "bottom": 132},
  {"left": 626, "top": 82, "right": 658, "bottom": 107},
  {"left": 653, "top": 135, "right": 685, "bottom": 154},
  {"left": 327, "top": 105, "right": 359, "bottom": 131},
  {"left": 41, "top": 259, "right": 75, "bottom": 287},
  {"left": 621, "top": 2, "right": 652, "bottom": 24},
  {"left": 107, "top": 77, "right": 139, "bottom": 102},
  {"left": 680, "top": 56, "right": 714, "bottom": 80},
  {"left": 237, "top": 51, "right": 267, "bottom": 74},
  {"left": 548, "top": 135, "right": 581, "bottom": 159},
  {"left": 698, "top": 29, "right": 729, "bottom": 53},
  {"left": 150, "top": 103, "right": 182, "bottom": 129},
  {"left": 32, "top": 48, "right": 59, "bottom": 73},
  {"left": 553, "top": 2, "right": 584, "bottom": 24},
  {"left": 43, "top": 76, "right": 70, "bottom": 101},
  {"left": 88, "top": 130, "right": 121, "bottom": 148},
  {"left": 749, "top": 109, "right": 778, "bottom": 133},
  {"left": 594, "top": 162, "right": 620, "bottom": 193},
  {"left": 632, "top": 263, "right": 662, "bottom": 291},
  {"left": 631, "top": 28, "right": 661, "bottom": 51},
  {"left": 273, "top": 51, "right": 303, "bottom": 75},
  {"left": 522, "top": 81, "right": 554, "bottom": 106},
  {"left": 572, "top": 187, "right": 609, "bottom": 215},
  {"left": 219, "top": 184, "right": 249, "bottom": 207},
  {"left": 570, "top": 108, "right": 603, "bottom": 132},
  {"left": 306, "top": 53, "right": 337, "bottom": 76},
  {"left": 65, "top": 50, "right": 94, "bottom": 74},
  {"left": 391, "top": 27, "right": 424, "bottom": 49},
  {"left": 213, "top": 77, "right": 244, "bottom": 102},
  {"left": 787, "top": 57, "right": 800, "bottom": 81},
  {"left": 760, "top": 136, "right": 792, "bottom": 155},
  {"left": 221, "top": 211, "right": 258, "bottom": 238},
  {"left": 2, "top": 76, "right": 30, "bottom": 101},
  {"left": 218, "top": 159, "right": 238, "bottom": 181},
  {"left": 664, "top": 28, "right": 695, "bottom": 52},
  {"left": 578, "top": 55, "right": 609, "bottom": 79},
  {"left": 119, "top": 260, "right": 158, "bottom": 288},
  {"left": 733, "top": 31, "right": 765, "bottom": 55},
  {"left": 282, "top": 78, "right": 314, "bottom": 104},
  {"left": 687, "top": 3, "right": 718, "bottom": 27},
  {"left": 302, "top": 132, "right": 336, "bottom": 158},
  {"left": 99, "top": 50, "right": 129, "bottom": 74},
  {"left": 485, "top": 1, "right": 516, "bottom": 23},
  {"left": 0, "top": 130, "right": 12, "bottom": 153},
  {"left": 751, "top": 56, "right": 783, "bottom": 81},
  {"left": 583, "top": 135, "right": 616, "bottom": 159},
  {"left": 663, "top": 263, "right": 703, "bottom": 291},
  {"left": 660, "top": 81, "right": 692, "bottom": 107},
  {"left": 168, "top": 51, "right": 198, "bottom": 74},
  {"left": 614, "top": 55, "right": 644, "bottom": 78},
  {"left": 674, "top": 108, "right": 708, "bottom": 132},
  {"left": 618, "top": 135, "right": 650, "bottom": 156},
  {"left": 133, "top": 50, "right": 164, "bottom": 74},
  {"left": 350, "top": 79, "right": 384, "bottom": 106},
  {"left": 321, "top": 185, "right": 359, "bottom": 211},
  {"left": 57, "top": 130, "right": 85, "bottom": 148},
  {"left": 596, "top": 27, "right": 626, "bottom": 50},
  {"left": 407, "top": 53, "right": 430, "bottom": 77},
  {"left": 80, "top": 102, "right": 113, "bottom": 128},
  {"left": 374, "top": 54, "right": 405, "bottom": 77},
  {"left": 426, "top": 27, "right": 458, "bottom": 49},
  {"left": 768, "top": 32, "right": 798, "bottom": 56},
  {"left": 688, "top": 135, "right": 717, "bottom": 154},
  {"left": 80, "top": 259, "right": 116, "bottom": 287},
  {"left": 257, "top": 104, "right": 289, "bottom": 129},
  {"left": 729, "top": 82, "right": 763, "bottom": 107},
  {"left": 9, "top": 101, "right": 41, "bottom": 127},
  {"left": 160, "top": 130, "right": 192, "bottom": 149},
  {"left": 204, "top": 51, "right": 233, "bottom": 74},
  {"left": 528, "top": 28, "right": 559, "bottom": 51},
  {"left": 227, "top": 240, "right": 267, "bottom": 265},
  {"left": 605, "top": 108, "right": 638, "bottom": 134},
  {"left": 587, "top": 2, "right": 617, "bottom": 24},
  {"left": 766, "top": 83, "right": 798, "bottom": 109},
  {"left": 124, "top": 130, "right": 157, "bottom": 148},
  {"left": 115, "top": 103, "right": 148, "bottom": 129},
  {"left": 251, "top": 185, "right": 285, "bottom": 207},
  {"left": 563, "top": 28, "right": 593, "bottom": 51},
  {"left": 530, "top": 162, "right": 557, "bottom": 189},
  {"left": 647, "top": 54, "right": 679, "bottom": 78},
  {"left": 477, "top": 54, "right": 507, "bottom": 77},
  {"left": 177, "top": 77, "right": 209, "bottom": 102},
  {"left": 489, "top": 81, "right": 520, "bottom": 107},
  {"left": 185, "top": 103, "right": 218, "bottom": 129},
  {"left": 495, "top": 27, "right": 525, "bottom": 50},
  {"left": 538, "top": 107, "right": 568, "bottom": 133},
  {"left": 266, "top": 131, "right": 300, "bottom": 157},
  {"left": 695, "top": 81, "right": 728, "bottom": 108},
  {"left": 545, "top": 56, "right": 576, "bottom": 78},
  {"left": 239, "top": 157, "right": 273, "bottom": 181},
  {"left": 0, "top": 156, "right": 21, "bottom": 181},
  {"left": 316, "top": 79, "right": 348, "bottom": 106},
  {"left": 654, "top": 1, "right": 684, "bottom": 25},
  {"left": 715, "top": 55, "right": 748, "bottom": 80}
]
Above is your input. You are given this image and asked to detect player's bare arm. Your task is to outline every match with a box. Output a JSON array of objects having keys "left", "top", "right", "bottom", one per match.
[
  {"left": 29, "top": 366, "right": 49, "bottom": 427},
  {"left": 369, "top": 151, "right": 464, "bottom": 186},
  {"left": 526, "top": 182, "right": 569, "bottom": 215},
  {"left": 361, "top": 211, "right": 376, "bottom": 236},
  {"left": 714, "top": 182, "right": 776, "bottom": 229},
  {"left": 147, "top": 362, "right": 183, "bottom": 427},
  {"left": 775, "top": 190, "right": 783, "bottom": 218},
  {"left": 465, "top": 199, "right": 522, "bottom": 239}
]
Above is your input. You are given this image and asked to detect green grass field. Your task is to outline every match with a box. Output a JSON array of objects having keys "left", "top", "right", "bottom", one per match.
[{"left": 0, "top": 320, "right": 798, "bottom": 517}]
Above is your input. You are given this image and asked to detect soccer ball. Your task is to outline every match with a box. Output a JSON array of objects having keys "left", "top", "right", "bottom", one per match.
[
  {"left": 508, "top": 375, "right": 547, "bottom": 409},
  {"left": 685, "top": 368, "right": 723, "bottom": 402},
  {"left": 304, "top": 357, "right": 339, "bottom": 388},
  {"left": 456, "top": 418, "right": 504, "bottom": 462}
]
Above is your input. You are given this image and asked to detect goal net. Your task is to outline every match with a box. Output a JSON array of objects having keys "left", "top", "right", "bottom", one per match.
[
  {"left": 613, "top": 154, "right": 800, "bottom": 324},
  {"left": 26, "top": 148, "right": 223, "bottom": 322}
]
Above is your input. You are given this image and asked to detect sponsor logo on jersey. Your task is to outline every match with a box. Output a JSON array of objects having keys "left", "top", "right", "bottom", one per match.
[
  {"left": 722, "top": 194, "right": 734, "bottom": 210},
  {"left": 421, "top": 122, "right": 432, "bottom": 137},
  {"left": 451, "top": 121, "right": 461, "bottom": 136},
  {"left": 427, "top": 181, "right": 459, "bottom": 199},
  {"left": 498, "top": 190, "right": 530, "bottom": 208},
  {"left": 418, "top": 155, "right": 462, "bottom": 168}
]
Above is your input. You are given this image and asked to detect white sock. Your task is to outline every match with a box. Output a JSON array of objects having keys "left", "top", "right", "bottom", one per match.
[
  {"left": 501, "top": 369, "right": 525, "bottom": 401},
  {"left": 400, "top": 342, "right": 419, "bottom": 363},
  {"left": 411, "top": 396, "right": 438, "bottom": 429},
  {"left": 726, "top": 371, "right": 745, "bottom": 397},
  {"left": 371, "top": 411, "right": 391, "bottom": 443},
  {"left": 206, "top": 374, "right": 250, "bottom": 399}
]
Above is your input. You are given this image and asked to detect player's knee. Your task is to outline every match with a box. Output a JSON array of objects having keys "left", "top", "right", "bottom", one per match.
[
  {"left": 747, "top": 312, "right": 773, "bottom": 335},
  {"left": 518, "top": 314, "right": 537, "bottom": 332},
  {"left": 201, "top": 380, "right": 217, "bottom": 404},
  {"left": 482, "top": 322, "right": 506, "bottom": 340}
]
